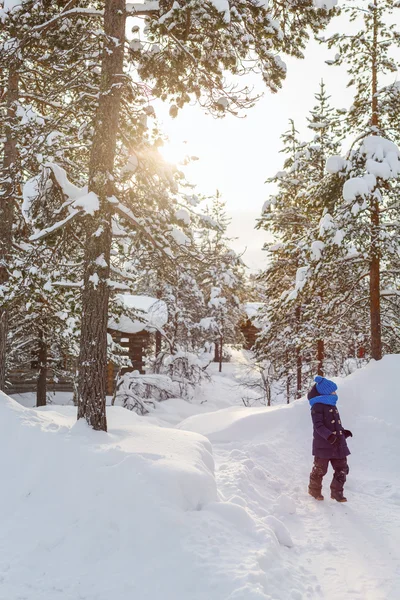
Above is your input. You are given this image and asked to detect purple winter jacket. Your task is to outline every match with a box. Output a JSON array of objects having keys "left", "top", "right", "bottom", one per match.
[{"left": 308, "top": 385, "right": 350, "bottom": 459}]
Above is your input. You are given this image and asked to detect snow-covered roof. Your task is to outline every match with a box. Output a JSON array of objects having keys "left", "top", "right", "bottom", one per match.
[
  {"left": 108, "top": 295, "right": 168, "bottom": 334},
  {"left": 243, "top": 302, "right": 265, "bottom": 328}
]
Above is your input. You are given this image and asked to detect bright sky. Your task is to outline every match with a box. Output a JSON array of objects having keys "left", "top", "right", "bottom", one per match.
[
  {"left": 144, "top": 6, "right": 399, "bottom": 272},
  {"left": 155, "top": 18, "right": 356, "bottom": 271}
]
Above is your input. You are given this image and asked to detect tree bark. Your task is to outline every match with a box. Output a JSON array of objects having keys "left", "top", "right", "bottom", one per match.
[
  {"left": 317, "top": 339, "right": 324, "bottom": 376},
  {"left": 214, "top": 341, "right": 220, "bottom": 363},
  {"left": 295, "top": 306, "right": 302, "bottom": 398},
  {"left": 296, "top": 350, "right": 302, "bottom": 398},
  {"left": 369, "top": 0, "right": 382, "bottom": 361},
  {"left": 36, "top": 329, "right": 47, "bottom": 407},
  {"left": 155, "top": 330, "right": 162, "bottom": 355},
  {"left": 77, "top": 0, "right": 126, "bottom": 430},
  {"left": 0, "top": 67, "right": 19, "bottom": 391},
  {"left": 370, "top": 200, "right": 382, "bottom": 360},
  {"left": 219, "top": 337, "right": 223, "bottom": 373}
]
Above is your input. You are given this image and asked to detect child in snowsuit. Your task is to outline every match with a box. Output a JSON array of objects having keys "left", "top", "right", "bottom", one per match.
[{"left": 308, "top": 376, "right": 352, "bottom": 503}]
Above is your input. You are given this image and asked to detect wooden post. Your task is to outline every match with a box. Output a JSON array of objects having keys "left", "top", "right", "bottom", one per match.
[{"left": 36, "top": 329, "right": 47, "bottom": 407}]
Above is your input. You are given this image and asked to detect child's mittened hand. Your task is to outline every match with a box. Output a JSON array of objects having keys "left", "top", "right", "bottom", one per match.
[
  {"left": 344, "top": 430, "right": 353, "bottom": 438},
  {"left": 328, "top": 434, "right": 338, "bottom": 444}
]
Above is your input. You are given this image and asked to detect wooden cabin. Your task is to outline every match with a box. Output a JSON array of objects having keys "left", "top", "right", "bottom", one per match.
[
  {"left": 240, "top": 302, "right": 264, "bottom": 350},
  {"left": 7, "top": 295, "right": 168, "bottom": 398},
  {"left": 106, "top": 295, "right": 168, "bottom": 395}
]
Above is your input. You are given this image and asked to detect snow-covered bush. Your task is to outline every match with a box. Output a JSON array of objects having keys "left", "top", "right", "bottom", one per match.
[{"left": 112, "top": 371, "right": 181, "bottom": 415}]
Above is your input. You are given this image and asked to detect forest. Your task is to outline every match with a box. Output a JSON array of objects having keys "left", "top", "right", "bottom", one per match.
[{"left": 1, "top": 0, "right": 399, "bottom": 431}]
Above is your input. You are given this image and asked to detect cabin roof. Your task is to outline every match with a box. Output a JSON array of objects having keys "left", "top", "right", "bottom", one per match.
[{"left": 108, "top": 295, "right": 168, "bottom": 334}]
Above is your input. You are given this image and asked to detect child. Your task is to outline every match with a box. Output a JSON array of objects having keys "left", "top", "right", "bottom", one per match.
[{"left": 308, "top": 375, "right": 352, "bottom": 503}]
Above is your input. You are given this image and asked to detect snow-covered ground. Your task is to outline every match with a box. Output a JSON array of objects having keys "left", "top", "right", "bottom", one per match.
[{"left": 3, "top": 354, "right": 400, "bottom": 599}]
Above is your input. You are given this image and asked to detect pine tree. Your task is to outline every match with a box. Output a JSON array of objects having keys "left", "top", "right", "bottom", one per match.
[
  {"left": 199, "top": 194, "right": 246, "bottom": 372},
  {"left": 315, "top": 0, "right": 400, "bottom": 360},
  {"left": 255, "top": 121, "right": 308, "bottom": 397},
  {"left": 0, "top": 0, "right": 105, "bottom": 394},
  {"left": 292, "top": 81, "right": 343, "bottom": 375},
  {"left": 256, "top": 82, "right": 344, "bottom": 394}
]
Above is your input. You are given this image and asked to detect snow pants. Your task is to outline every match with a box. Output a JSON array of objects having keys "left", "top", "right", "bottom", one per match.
[{"left": 309, "top": 457, "right": 349, "bottom": 495}]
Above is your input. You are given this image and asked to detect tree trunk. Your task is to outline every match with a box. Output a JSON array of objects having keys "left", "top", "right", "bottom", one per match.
[
  {"left": 155, "top": 330, "right": 162, "bottom": 355},
  {"left": 317, "top": 339, "right": 324, "bottom": 376},
  {"left": 77, "top": 0, "right": 126, "bottom": 430},
  {"left": 0, "top": 67, "right": 19, "bottom": 391},
  {"left": 369, "top": 0, "right": 382, "bottom": 361},
  {"left": 219, "top": 337, "right": 223, "bottom": 373},
  {"left": 214, "top": 342, "right": 220, "bottom": 363},
  {"left": 296, "top": 351, "right": 302, "bottom": 398},
  {"left": 295, "top": 306, "right": 302, "bottom": 398},
  {"left": 36, "top": 329, "right": 47, "bottom": 407},
  {"left": 370, "top": 203, "right": 382, "bottom": 360}
]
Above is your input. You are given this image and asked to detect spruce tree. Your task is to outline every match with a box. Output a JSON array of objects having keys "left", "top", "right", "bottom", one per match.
[
  {"left": 256, "top": 121, "right": 309, "bottom": 397},
  {"left": 199, "top": 194, "right": 246, "bottom": 372},
  {"left": 256, "top": 84, "right": 344, "bottom": 393},
  {"left": 316, "top": 0, "right": 400, "bottom": 360}
]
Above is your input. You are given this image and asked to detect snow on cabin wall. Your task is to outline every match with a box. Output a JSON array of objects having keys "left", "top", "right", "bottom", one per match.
[
  {"left": 241, "top": 302, "right": 265, "bottom": 349},
  {"left": 243, "top": 302, "right": 264, "bottom": 329}
]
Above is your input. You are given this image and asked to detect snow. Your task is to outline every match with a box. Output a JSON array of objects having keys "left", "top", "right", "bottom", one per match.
[
  {"left": 0, "top": 397, "right": 217, "bottom": 600},
  {"left": 243, "top": 302, "right": 264, "bottom": 328},
  {"left": 310, "top": 240, "right": 325, "bottom": 261},
  {"left": 72, "top": 191, "right": 99, "bottom": 215},
  {"left": 361, "top": 135, "right": 400, "bottom": 180},
  {"left": 21, "top": 175, "right": 40, "bottom": 223},
  {"left": 177, "top": 355, "right": 400, "bottom": 599},
  {"left": 343, "top": 174, "right": 376, "bottom": 201},
  {"left": 333, "top": 229, "right": 344, "bottom": 246},
  {"left": 6, "top": 353, "right": 400, "bottom": 599},
  {"left": 199, "top": 316, "right": 217, "bottom": 331},
  {"left": 341, "top": 137, "right": 400, "bottom": 202},
  {"left": 326, "top": 155, "right": 346, "bottom": 174},
  {"left": 121, "top": 154, "right": 139, "bottom": 175},
  {"left": 318, "top": 213, "right": 335, "bottom": 236},
  {"left": 168, "top": 226, "right": 191, "bottom": 246},
  {"left": 45, "top": 162, "right": 85, "bottom": 200},
  {"left": 243, "top": 302, "right": 264, "bottom": 321},
  {"left": 287, "top": 266, "right": 309, "bottom": 300},
  {"left": 174, "top": 208, "right": 191, "bottom": 225},
  {"left": 209, "top": 0, "right": 230, "bottom": 22},
  {"left": 313, "top": 0, "right": 338, "bottom": 9},
  {"left": 108, "top": 294, "right": 168, "bottom": 334}
]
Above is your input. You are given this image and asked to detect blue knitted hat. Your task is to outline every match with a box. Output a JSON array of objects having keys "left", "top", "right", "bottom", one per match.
[{"left": 314, "top": 375, "right": 337, "bottom": 395}]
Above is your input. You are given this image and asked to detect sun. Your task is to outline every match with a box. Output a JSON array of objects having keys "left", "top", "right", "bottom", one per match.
[{"left": 158, "top": 139, "right": 189, "bottom": 165}]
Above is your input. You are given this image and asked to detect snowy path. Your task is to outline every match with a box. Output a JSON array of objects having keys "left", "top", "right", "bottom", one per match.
[
  {"left": 7, "top": 354, "right": 400, "bottom": 600},
  {"left": 212, "top": 440, "right": 400, "bottom": 600},
  {"left": 178, "top": 355, "right": 400, "bottom": 600}
]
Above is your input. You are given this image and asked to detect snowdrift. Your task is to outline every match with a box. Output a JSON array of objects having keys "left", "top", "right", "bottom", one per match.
[
  {"left": 178, "top": 355, "right": 400, "bottom": 510},
  {"left": 2, "top": 356, "right": 400, "bottom": 600},
  {"left": 179, "top": 355, "right": 400, "bottom": 449},
  {"left": 0, "top": 395, "right": 218, "bottom": 600},
  {"left": 178, "top": 355, "right": 400, "bottom": 600},
  {"left": 179, "top": 354, "right": 400, "bottom": 512}
]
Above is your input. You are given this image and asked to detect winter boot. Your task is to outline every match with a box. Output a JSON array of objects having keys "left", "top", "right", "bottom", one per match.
[
  {"left": 308, "top": 489, "right": 324, "bottom": 501},
  {"left": 330, "top": 491, "right": 347, "bottom": 503}
]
